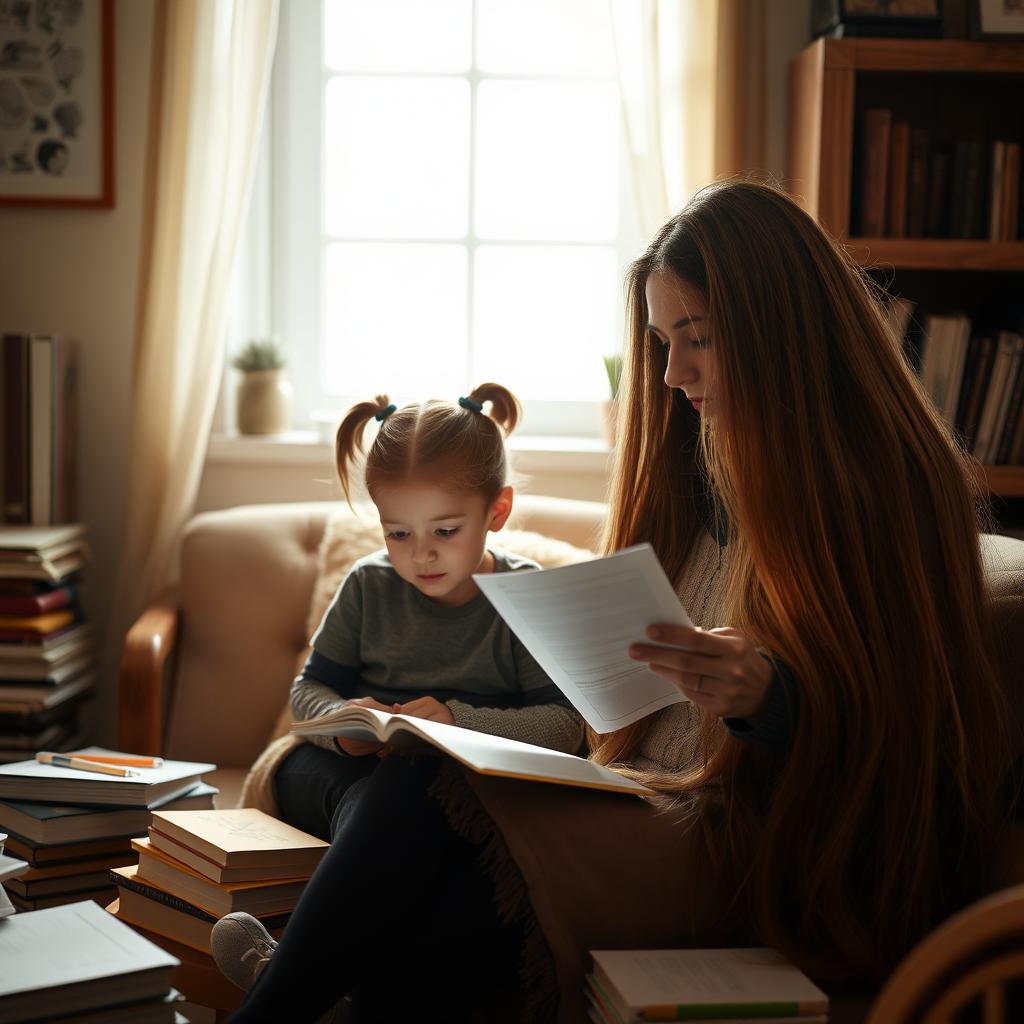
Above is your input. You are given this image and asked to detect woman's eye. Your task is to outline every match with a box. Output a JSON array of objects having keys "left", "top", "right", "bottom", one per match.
[
  {"left": 435, "top": 527, "right": 460, "bottom": 538},
  {"left": 691, "top": 337, "right": 709, "bottom": 350}
]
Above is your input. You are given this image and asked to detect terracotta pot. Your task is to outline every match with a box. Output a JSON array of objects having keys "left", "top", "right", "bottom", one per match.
[{"left": 236, "top": 370, "right": 293, "bottom": 435}]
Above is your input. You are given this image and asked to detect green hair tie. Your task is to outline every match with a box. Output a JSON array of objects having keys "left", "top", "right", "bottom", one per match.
[
  {"left": 374, "top": 403, "right": 397, "bottom": 422},
  {"left": 458, "top": 396, "right": 483, "bottom": 413}
]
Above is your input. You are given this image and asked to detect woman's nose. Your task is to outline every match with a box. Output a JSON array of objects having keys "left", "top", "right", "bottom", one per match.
[{"left": 664, "top": 345, "right": 698, "bottom": 390}]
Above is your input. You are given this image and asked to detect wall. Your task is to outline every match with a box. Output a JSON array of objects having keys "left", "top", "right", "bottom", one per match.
[{"left": 0, "top": 0, "right": 155, "bottom": 744}]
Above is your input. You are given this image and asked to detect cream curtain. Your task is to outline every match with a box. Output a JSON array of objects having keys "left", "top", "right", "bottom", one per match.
[
  {"left": 611, "top": 0, "right": 768, "bottom": 237},
  {"left": 110, "top": 0, "right": 278, "bottom": 641}
]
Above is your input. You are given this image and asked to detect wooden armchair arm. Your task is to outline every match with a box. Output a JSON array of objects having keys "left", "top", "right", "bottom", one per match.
[{"left": 118, "top": 584, "right": 181, "bottom": 755}]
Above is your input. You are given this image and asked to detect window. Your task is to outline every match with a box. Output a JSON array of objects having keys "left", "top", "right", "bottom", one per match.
[{"left": 266, "top": 0, "right": 642, "bottom": 437}]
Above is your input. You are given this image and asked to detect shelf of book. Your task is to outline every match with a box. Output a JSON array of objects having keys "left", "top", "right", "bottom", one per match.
[
  {"left": 980, "top": 465, "right": 1024, "bottom": 499},
  {"left": 788, "top": 37, "right": 1024, "bottom": 502},
  {"left": 847, "top": 239, "right": 1024, "bottom": 272}
]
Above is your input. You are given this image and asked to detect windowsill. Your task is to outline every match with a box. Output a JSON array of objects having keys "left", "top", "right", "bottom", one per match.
[{"left": 206, "top": 431, "right": 612, "bottom": 474}]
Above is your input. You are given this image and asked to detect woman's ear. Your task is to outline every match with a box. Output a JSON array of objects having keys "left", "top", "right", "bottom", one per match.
[{"left": 487, "top": 486, "right": 514, "bottom": 533}]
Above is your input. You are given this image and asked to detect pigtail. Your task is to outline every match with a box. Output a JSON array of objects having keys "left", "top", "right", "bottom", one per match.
[
  {"left": 466, "top": 382, "right": 521, "bottom": 436},
  {"left": 335, "top": 394, "right": 391, "bottom": 507}
]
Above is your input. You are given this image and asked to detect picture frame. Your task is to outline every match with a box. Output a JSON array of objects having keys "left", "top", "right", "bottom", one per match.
[
  {"left": 970, "top": 0, "right": 1024, "bottom": 40},
  {"left": 812, "top": 0, "right": 944, "bottom": 39},
  {"left": 0, "top": 0, "right": 115, "bottom": 208}
]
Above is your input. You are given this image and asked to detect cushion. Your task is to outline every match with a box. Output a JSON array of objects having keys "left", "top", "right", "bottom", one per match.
[{"left": 263, "top": 504, "right": 595, "bottom": 744}]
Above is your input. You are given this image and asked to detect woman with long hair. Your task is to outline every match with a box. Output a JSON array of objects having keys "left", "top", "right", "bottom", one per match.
[{"left": 214, "top": 181, "right": 1013, "bottom": 1023}]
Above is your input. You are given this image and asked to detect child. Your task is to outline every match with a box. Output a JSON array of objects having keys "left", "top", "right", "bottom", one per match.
[{"left": 270, "top": 381, "right": 584, "bottom": 843}]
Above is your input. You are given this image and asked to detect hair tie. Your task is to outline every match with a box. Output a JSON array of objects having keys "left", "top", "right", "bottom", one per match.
[
  {"left": 458, "top": 396, "right": 483, "bottom": 413},
  {"left": 374, "top": 403, "right": 397, "bottom": 422}
]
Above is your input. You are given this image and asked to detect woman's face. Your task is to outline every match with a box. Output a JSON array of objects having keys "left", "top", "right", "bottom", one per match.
[{"left": 645, "top": 270, "right": 714, "bottom": 415}]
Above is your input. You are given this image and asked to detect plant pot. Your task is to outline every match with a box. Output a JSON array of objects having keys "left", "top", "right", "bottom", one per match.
[
  {"left": 602, "top": 398, "right": 619, "bottom": 449},
  {"left": 236, "top": 370, "right": 293, "bottom": 435}
]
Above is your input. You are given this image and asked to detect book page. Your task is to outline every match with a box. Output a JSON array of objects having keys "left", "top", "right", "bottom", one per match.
[
  {"left": 474, "top": 544, "right": 691, "bottom": 733},
  {"left": 293, "top": 710, "right": 652, "bottom": 795}
]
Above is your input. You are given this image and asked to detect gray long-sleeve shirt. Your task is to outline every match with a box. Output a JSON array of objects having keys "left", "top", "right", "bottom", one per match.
[{"left": 291, "top": 548, "right": 584, "bottom": 756}]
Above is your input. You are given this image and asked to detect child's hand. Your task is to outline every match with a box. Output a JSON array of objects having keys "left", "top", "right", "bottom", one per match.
[
  {"left": 336, "top": 696, "right": 392, "bottom": 757},
  {"left": 392, "top": 696, "right": 455, "bottom": 726}
]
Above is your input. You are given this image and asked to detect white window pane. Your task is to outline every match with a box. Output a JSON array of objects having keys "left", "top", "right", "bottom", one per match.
[
  {"left": 325, "top": 77, "right": 470, "bottom": 239},
  {"left": 472, "top": 246, "right": 615, "bottom": 401},
  {"left": 324, "top": 243, "right": 467, "bottom": 397},
  {"left": 324, "top": 0, "right": 472, "bottom": 73},
  {"left": 477, "top": 0, "right": 616, "bottom": 76},
  {"left": 475, "top": 81, "right": 619, "bottom": 241}
]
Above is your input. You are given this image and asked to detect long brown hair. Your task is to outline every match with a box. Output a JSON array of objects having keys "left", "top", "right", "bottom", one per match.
[
  {"left": 334, "top": 382, "right": 520, "bottom": 505},
  {"left": 596, "top": 181, "right": 1011, "bottom": 981}
]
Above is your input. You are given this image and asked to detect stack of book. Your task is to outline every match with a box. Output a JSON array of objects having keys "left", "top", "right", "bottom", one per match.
[
  {"left": 110, "top": 808, "right": 328, "bottom": 955},
  {"left": 852, "top": 111, "right": 1021, "bottom": 240},
  {"left": 0, "top": 748, "right": 216, "bottom": 913},
  {"left": 0, "top": 900, "right": 186, "bottom": 1023},
  {"left": 890, "top": 301, "right": 1024, "bottom": 466},
  {"left": 0, "top": 524, "right": 94, "bottom": 759},
  {"left": 585, "top": 948, "right": 829, "bottom": 1024}
]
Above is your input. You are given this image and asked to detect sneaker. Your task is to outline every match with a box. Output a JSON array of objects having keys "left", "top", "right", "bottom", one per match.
[{"left": 211, "top": 912, "right": 278, "bottom": 991}]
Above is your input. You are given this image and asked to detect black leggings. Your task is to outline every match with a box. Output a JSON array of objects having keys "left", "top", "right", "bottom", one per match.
[{"left": 228, "top": 750, "right": 523, "bottom": 1024}]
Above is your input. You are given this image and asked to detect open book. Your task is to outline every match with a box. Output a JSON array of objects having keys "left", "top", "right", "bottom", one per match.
[
  {"left": 291, "top": 708, "right": 652, "bottom": 796},
  {"left": 474, "top": 543, "right": 693, "bottom": 733}
]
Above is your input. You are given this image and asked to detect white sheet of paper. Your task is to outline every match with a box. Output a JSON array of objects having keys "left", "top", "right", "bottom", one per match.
[{"left": 475, "top": 544, "right": 693, "bottom": 733}]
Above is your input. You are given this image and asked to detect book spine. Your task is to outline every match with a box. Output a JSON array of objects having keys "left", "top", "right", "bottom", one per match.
[
  {"left": 949, "top": 141, "right": 971, "bottom": 239},
  {"left": 906, "top": 127, "right": 930, "bottom": 237},
  {"left": 989, "top": 141, "right": 1006, "bottom": 241},
  {"left": 995, "top": 359, "right": 1024, "bottom": 465},
  {"left": 1, "top": 334, "right": 30, "bottom": 524},
  {"left": 29, "top": 336, "right": 54, "bottom": 527},
  {"left": 925, "top": 148, "right": 950, "bottom": 238},
  {"left": 857, "top": 109, "right": 891, "bottom": 237},
  {"left": 964, "top": 142, "right": 990, "bottom": 240},
  {"left": 989, "top": 339, "right": 1024, "bottom": 465},
  {"left": 53, "top": 339, "right": 78, "bottom": 523},
  {"left": 639, "top": 1001, "right": 829, "bottom": 1021},
  {"left": 952, "top": 334, "right": 981, "bottom": 438},
  {"left": 961, "top": 336, "right": 995, "bottom": 453},
  {"left": 1003, "top": 143, "right": 1021, "bottom": 242},
  {"left": 886, "top": 122, "right": 911, "bottom": 238},
  {"left": 112, "top": 869, "right": 217, "bottom": 922}
]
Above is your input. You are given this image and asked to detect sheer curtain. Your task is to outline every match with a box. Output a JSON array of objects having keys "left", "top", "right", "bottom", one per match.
[
  {"left": 110, "top": 0, "right": 278, "bottom": 664},
  {"left": 611, "top": 0, "right": 768, "bottom": 238}
]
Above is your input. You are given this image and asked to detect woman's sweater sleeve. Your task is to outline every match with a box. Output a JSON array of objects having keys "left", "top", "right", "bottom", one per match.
[{"left": 445, "top": 701, "right": 585, "bottom": 755}]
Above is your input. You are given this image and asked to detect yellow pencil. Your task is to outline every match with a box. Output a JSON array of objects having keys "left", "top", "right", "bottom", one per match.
[
  {"left": 36, "top": 752, "right": 140, "bottom": 778},
  {"left": 71, "top": 754, "right": 164, "bottom": 768}
]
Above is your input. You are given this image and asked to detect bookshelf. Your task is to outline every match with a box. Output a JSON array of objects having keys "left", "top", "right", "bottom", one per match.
[{"left": 786, "top": 38, "right": 1024, "bottom": 501}]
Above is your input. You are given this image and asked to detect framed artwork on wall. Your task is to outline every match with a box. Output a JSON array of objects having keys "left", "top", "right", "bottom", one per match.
[
  {"left": 970, "top": 0, "right": 1024, "bottom": 40},
  {"left": 812, "top": 0, "right": 944, "bottom": 39},
  {"left": 0, "top": 0, "right": 115, "bottom": 208}
]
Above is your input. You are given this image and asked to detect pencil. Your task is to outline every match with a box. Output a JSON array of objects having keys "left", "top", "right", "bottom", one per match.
[
  {"left": 36, "top": 752, "right": 140, "bottom": 778},
  {"left": 71, "top": 754, "right": 164, "bottom": 768}
]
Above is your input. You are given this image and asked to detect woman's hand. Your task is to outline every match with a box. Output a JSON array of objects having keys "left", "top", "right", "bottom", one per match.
[
  {"left": 628, "top": 624, "right": 773, "bottom": 720},
  {"left": 392, "top": 696, "right": 455, "bottom": 726},
  {"left": 335, "top": 696, "right": 392, "bottom": 757}
]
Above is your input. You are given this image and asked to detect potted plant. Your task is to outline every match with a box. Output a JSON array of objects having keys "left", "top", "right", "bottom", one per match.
[
  {"left": 232, "top": 338, "right": 293, "bottom": 435},
  {"left": 602, "top": 353, "right": 623, "bottom": 448}
]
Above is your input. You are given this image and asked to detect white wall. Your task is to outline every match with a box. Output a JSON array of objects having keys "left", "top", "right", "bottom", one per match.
[{"left": 0, "top": 0, "right": 155, "bottom": 744}]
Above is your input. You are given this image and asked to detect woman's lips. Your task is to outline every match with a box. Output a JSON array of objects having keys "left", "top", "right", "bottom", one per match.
[{"left": 689, "top": 398, "right": 703, "bottom": 411}]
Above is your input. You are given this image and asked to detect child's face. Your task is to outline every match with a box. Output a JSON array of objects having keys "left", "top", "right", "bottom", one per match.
[{"left": 373, "top": 481, "right": 513, "bottom": 607}]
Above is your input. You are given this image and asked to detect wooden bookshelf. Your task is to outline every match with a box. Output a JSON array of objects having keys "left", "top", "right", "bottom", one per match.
[{"left": 787, "top": 37, "right": 1024, "bottom": 499}]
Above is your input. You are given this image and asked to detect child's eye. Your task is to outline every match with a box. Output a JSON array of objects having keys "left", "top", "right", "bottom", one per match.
[
  {"left": 435, "top": 527, "right": 460, "bottom": 538},
  {"left": 386, "top": 530, "right": 408, "bottom": 540}
]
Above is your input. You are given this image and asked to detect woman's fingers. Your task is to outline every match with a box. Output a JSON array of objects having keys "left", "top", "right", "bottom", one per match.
[{"left": 628, "top": 641, "right": 720, "bottom": 678}]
